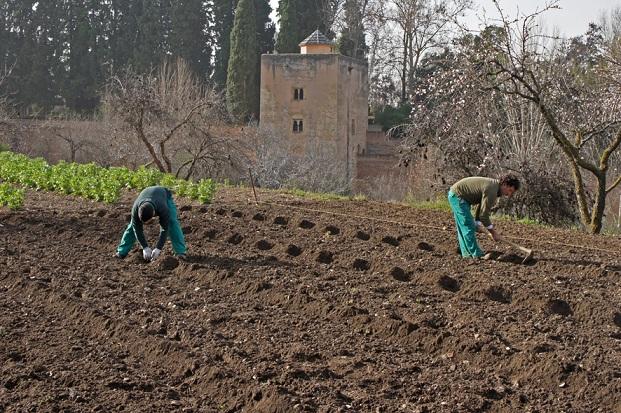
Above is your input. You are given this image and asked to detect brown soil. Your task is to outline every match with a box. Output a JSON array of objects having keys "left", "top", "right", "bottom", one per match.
[{"left": 1, "top": 187, "right": 621, "bottom": 412}]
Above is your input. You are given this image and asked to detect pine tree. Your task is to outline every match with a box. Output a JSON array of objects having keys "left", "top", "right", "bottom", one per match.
[{"left": 226, "top": 0, "right": 258, "bottom": 121}]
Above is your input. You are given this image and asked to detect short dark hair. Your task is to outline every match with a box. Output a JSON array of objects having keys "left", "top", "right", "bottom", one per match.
[
  {"left": 138, "top": 202, "right": 155, "bottom": 222},
  {"left": 499, "top": 173, "right": 520, "bottom": 190}
]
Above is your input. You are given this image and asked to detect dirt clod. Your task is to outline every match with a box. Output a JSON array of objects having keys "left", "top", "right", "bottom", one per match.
[{"left": 156, "top": 256, "right": 179, "bottom": 271}]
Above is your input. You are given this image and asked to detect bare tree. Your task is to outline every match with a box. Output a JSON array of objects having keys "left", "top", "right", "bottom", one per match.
[
  {"left": 346, "top": 0, "right": 399, "bottom": 105},
  {"left": 388, "top": 0, "right": 471, "bottom": 102},
  {"left": 401, "top": 30, "right": 581, "bottom": 225},
  {"left": 478, "top": 2, "right": 621, "bottom": 233},
  {"left": 0, "top": 61, "right": 14, "bottom": 88},
  {"left": 0, "top": 61, "right": 17, "bottom": 148},
  {"left": 103, "top": 58, "right": 247, "bottom": 180},
  {"left": 43, "top": 112, "right": 109, "bottom": 163},
  {"left": 318, "top": 0, "right": 346, "bottom": 36},
  {"left": 252, "top": 126, "right": 351, "bottom": 194},
  {"left": 599, "top": 5, "right": 621, "bottom": 41},
  {"left": 404, "top": 1, "right": 621, "bottom": 232}
]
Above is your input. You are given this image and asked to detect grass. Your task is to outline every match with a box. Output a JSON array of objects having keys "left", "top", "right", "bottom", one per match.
[
  {"left": 602, "top": 225, "right": 621, "bottom": 235},
  {"left": 404, "top": 195, "right": 451, "bottom": 212},
  {"left": 285, "top": 188, "right": 367, "bottom": 202},
  {"left": 217, "top": 180, "right": 368, "bottom": 202}
]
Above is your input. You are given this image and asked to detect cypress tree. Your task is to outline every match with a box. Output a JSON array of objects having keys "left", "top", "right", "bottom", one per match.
[
  {"left": 226, "top": 0, "right": 258, "bottom": 121},
  {"left": 276, "top": 0, "right": 325, "bottom": 53},
  {"left": 275, "top": 0, "right": 299, "bottom": 53},
  {"left": 256, "top": 0, "right": 275, "bottom": 55},
  {"left": 10, "top": 0, "right": 60, "bottom": 113},
  {"left": 338, "top": 0, "right": 367, "bottom": 60},
  {"left": 298, "top": 0, "right": 326, "bottom": 39},
  {"left": 64, "top": 2, "right": 101, "bottom": 112},
  {"left": 213, "top": 0, "right": 236, "bottom": 90},
  {"left": 108, "top": 0, "right": 138, "bottom": 71},
  {"left": 0, "top": 2, "right": 10, "bottom": 79},
  {"left": 171, "top": 0, "right": 211, "bottom": 79},
  {"left": 132, "top": 0, "right": 167, "bottom": 73},
  {"left": 107, "top": 0, "right": 138, "bottom": 73},
  {"left": 17, "top": 39, "right": 56, "bottom": 113},
  {"left": 254, "top": 0, "right": 275, "bottom": 118}
]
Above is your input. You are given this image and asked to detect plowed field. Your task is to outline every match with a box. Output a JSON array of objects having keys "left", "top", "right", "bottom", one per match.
[{"left": 1, "top": 188, "right": 621, "bottom": 412}]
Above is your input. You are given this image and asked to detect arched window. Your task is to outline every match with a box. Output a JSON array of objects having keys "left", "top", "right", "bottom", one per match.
[
  {"left": 293, "top": 119, "right": 303, "bottom": 133},
  {"left": 294, "top": 88, "right": 304, "bottom": 100}
]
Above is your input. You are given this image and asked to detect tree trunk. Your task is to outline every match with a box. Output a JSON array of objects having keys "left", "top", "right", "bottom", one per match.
[
  {"left": 589, "top": 173, "right": 607, "bottom": 234},
  {"left": 569, "top": 158, "right": 590, "bottom": 230},
  {"left": 400, "top": 30, "right": 408, "bottom": 103}
]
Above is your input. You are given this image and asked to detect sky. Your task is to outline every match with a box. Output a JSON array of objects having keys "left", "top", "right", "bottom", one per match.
[
  {"left": 472, "top": 0, "right": 621, "bottom": 38},
  {"left": 268, "top": 0, "right": 621, "bottom": 39}
]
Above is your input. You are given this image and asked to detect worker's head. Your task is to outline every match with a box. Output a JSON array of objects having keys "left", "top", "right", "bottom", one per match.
[
  {"left": 138, "top": 202, "right": 155, "bottom": 223},
  {"left": 499, "top": 174, "right": 520, "bottom": 197}
]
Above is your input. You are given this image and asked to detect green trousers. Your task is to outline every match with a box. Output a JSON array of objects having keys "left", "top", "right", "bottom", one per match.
[
  {"left": 116, "top": 196, "right": 186, "bottom": 257},
  {"left": 448, "top": 190, "right": 483, "bottom": 258}
]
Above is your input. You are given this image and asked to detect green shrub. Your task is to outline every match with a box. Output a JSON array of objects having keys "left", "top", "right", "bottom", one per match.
[
  {"left": 0, "top": 151, "right": 217, "bottom": 207},
  {"left": 0, "top": 183, "right": 24, "bottom": 209}
]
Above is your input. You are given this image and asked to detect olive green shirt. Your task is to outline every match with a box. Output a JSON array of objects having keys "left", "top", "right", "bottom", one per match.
[{"left": 450, "top": 177, "right": 500, "bottom": 227}]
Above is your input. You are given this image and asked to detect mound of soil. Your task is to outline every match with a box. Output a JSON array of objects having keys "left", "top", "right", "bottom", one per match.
[{"left": 1, "top": 187, "right": 621, "bottom": 412}]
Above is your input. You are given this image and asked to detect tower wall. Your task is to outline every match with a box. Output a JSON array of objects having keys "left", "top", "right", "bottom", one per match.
[{"left": 260, "top": 52, "right": 368, "bottom": 180}]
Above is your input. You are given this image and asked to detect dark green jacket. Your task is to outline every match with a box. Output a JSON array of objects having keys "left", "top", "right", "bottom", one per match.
[
  {"left": 131, "top": 186, "right": 171, "bottom": 250},
  {"left": 450, "top": 177, "right": 500, "bottom": 227}
]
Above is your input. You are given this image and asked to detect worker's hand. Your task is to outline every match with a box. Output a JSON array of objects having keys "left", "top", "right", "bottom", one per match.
[
  {"left": 143, "top": 247, "right": 152, "bottom": 261},
  {"left": 150, "top": 248, "right": 161, "bottom": 261}
]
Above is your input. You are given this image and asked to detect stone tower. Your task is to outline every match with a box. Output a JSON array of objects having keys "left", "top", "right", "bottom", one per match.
[{"left": 259, "top": 30, "right": 368, "bottom": 181}]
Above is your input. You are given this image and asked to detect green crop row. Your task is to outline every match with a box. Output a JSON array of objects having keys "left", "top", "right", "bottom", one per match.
[
  {"left": 0, "top": 151, "right": 216, "bottom": 205},
  {"left": 0, "top": 182, "right": 25, "bottom": 209}
]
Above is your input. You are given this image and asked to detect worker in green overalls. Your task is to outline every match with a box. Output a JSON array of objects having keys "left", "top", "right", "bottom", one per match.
[
  {"left": 114, "top": 186, "right": 187, "bottom": 261},
  {"left": 448, "top": 174, "right": 520, "bottom": 258}
]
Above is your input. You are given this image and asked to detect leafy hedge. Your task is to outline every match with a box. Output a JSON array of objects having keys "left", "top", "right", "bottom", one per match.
[{"left": 0, "top": 151, "right": 216, "bottom": 207}]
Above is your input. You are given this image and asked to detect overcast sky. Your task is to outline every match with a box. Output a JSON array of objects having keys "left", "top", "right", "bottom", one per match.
[
  {"left": 268, "top": 0, "right": 621, "bottom": 39},
  {"left": 472, "top": 0, "right": 620, "bottom": 38}
]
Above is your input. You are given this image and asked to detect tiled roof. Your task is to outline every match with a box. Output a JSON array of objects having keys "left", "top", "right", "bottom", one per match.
[{"left": 299, "top": 30, "right": 333, "bottom": 46}]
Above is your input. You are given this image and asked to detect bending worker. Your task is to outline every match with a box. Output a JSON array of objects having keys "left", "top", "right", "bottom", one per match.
[
  {"left": 448, "top": 174, "right": 520, "bottom": 258},
  {"left": 114, "top": 185, "right": 187, "bottom": 261}
]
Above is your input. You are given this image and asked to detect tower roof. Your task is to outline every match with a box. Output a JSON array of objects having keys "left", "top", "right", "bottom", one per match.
[{"left": 298, "top": 30, "right": 334, "bottom": 47}]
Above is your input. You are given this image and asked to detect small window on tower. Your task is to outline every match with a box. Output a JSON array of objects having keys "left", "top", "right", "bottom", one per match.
[
  {"left": 294, "top": 88, "right": 304, "bottom": 100},
  {"left": 351, "top": 119, "right": 356, "bottom": 134},
  {"left": 293, "top": 119, "right": 303, "bottom": 133}
]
